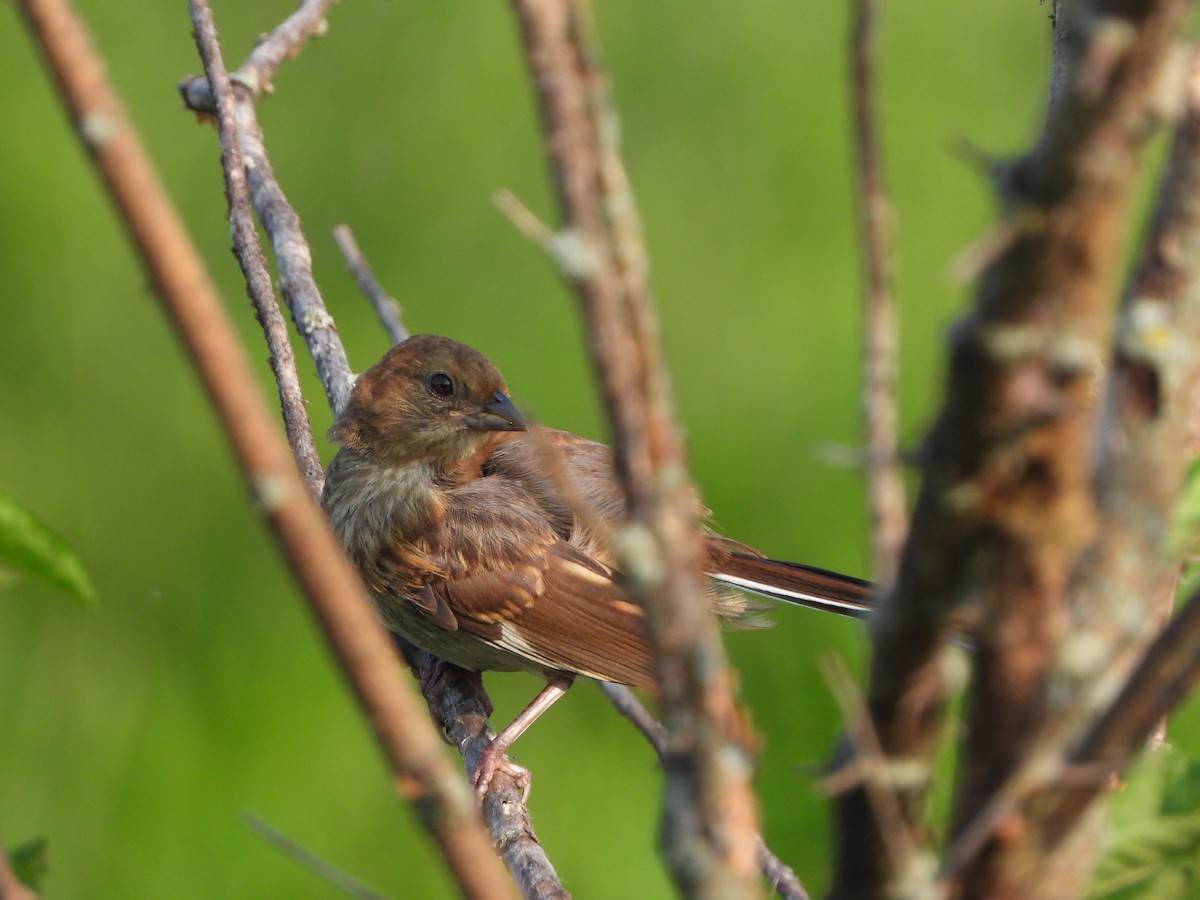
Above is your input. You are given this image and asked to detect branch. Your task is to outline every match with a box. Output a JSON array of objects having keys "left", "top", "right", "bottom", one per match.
[
  {"left": 507, "top": 1, "right": 761, "bottom": 894},
  {"left": 184, "top": 4, "right": 564, "bottom": 895},
  {"left": 1007, "top": 40, "right": 1200, "bottom": 870},
  {"left": 179, "top": 0, "right": 339, "bottom": 111},
  {"left": 189, "top": 9, "right": 324, "bottom": 491},
  {"left": 17, "top": 0, "right": 516, "bottom": 896},
  {"left": 599, "top": 684, "right": 810, "bottom": 900},
  {"left": 830, "top": 2, "right": 1189, "bottom": 896},
  {"left": 849, "top": 0, "right": 906, "bottom": 583},
  {"left": 333, "top": 225, "right": 409, "bottom": 346},
  {"left": 1044, "top": 580, "right": 1200, "bottom": 837}
]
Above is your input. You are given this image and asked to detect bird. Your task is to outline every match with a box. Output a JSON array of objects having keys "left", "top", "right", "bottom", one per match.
[{"left": 321, "top": 334, "right": 873, "bottom": 792}]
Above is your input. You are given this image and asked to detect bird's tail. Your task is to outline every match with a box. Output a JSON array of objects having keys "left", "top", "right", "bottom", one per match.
[{"left": 710, "top": 552, "right": 874, "bottom": 621}]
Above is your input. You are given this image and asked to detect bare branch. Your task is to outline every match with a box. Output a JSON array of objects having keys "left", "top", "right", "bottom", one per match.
[
  {"left": 333, "top": 225, "right": 409, "bottom": 346},
  {"left": 17, "top": 0, "right": 517, "bottom": 896},
  {"left": 244, "top": 813, "right": 394, "bottom": 900},
  {"left": 849, "top": 0, "right": 906, "bottom": 584},
  {"left": 507, "top": 0, "right": 761, "bottom": 894},
  {"left": 181, "top": 0, "right": 339, "bottom": 111},
  {"left": 599, "top": 684, "right": 809, "bottom": 900},
  {"left": 831, "top": 1, "right": 1190, "bottom": 895},
  {"left": 180, "top": 70, "right": 355, "bottom": 417},
  {"left": 1045, "top": 582, "right": 1200, "bottom": 837}
]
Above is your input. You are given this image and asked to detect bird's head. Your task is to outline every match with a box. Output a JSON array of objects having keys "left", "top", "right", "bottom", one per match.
[{"left": 330, "top": 335, "right": 527, "bottom": 468}]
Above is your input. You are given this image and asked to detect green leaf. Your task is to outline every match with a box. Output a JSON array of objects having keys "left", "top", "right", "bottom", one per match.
[
  {"left": 8, "top": 836, "right": 48, "bottom": 891},
  {"left": 0, "top": 488, "right": 95, "bottom": 605},
  {"left": 1090, "top": 748, "right": 1200, "bottom": 898}
]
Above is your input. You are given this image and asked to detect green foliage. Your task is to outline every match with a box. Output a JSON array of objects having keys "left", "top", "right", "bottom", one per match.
[
  {"left": 8, "top": 836, "right": 48, "bottom": 892},
  {"left": 0, "top": 488, "right": 95, "bottom": 605},
  {"left": 1089, "top": 748, "right": 1200, "bottom": 899}
]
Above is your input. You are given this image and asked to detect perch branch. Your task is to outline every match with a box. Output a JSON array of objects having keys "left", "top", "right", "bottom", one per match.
[
  {"left": 830, "top": 2, "right": 1189, "bottom": 896},
  {"left": 507, "top": 0, "right": 761, "bottom": 895},
  {"left": 18, "top": 0, "right": 516, "bottom": 896},
  {"left": 598, "top": 684, "right": 809, "bottom": 900},
  {"left": 849, "top": 0, "right": 906, "bottom": 583},
  {"left": 337, "top": 234, "right": 567, "bottom": 897},
  {"left": 185, "top": 3, "right": 564, "bottom": 895}
]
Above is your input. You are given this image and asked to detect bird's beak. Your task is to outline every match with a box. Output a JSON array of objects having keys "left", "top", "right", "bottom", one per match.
[{"left": 465, "top": 390, "right": 527, "bottom": 432}]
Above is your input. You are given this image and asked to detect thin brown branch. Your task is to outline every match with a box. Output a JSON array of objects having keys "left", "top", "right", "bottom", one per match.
[
  {"left": 17, "top": 0, "right": 515, "bottom": 897},
  {"left": 185, "top": 4, "right": 562, "bottom": 895},
  {"left": 508, "top": 1, "right": 761, "bottom": 895},
  {"left": 243, "top": 813, "right": 394, "bottom": 900},
  {"left": 849, "top": 0, "right": 907, "bottom": 584},
  {"left": 820, "top": 656, "right": 919, "bottom": 891},
  {"left": 831, "top": 2, "right": 1189, "bottom": 896},
  {"left": 598, "top": 684, "right": 809, "bottom": 900},
  {"left": 333, "top": 225, "right": 409, "bottom": 346},
  {"left": 599, "top": 683, "right": 667, "bottom": 760}
]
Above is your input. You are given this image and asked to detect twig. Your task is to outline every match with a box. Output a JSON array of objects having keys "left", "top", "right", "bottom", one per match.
[
  {"left": 1043, "top": 581, "right": 1200, "bottom": 838},
  {"left": 830, "top": 1, "right": 1190, "bottom": 896},
  {"left": 333, "top": 225, "right": 408, "bottom": 346},
  {"left": 598, "top": 684, "right": 809, "bottom": 900},
  {"left": 178, "top": 70, "right": 356, "bottom": 416},
  {"left": 244, "top": 813, "right": 395, "bottom": 900},
  {"left": 849, "top": 0, "right": 907, "bottom": 584},
  {"left": 181, "top": 0, "right": 339, "bottom": 111},
  {"left": 508, "top": 1, "right": 761, "bottom": 894},
  {"left": 598, "top": 683, "right": 667, "bottom": 760},
  {"left": 943, "top": 579, "right": 1200, "bottom": 881},
  {"left": 756, "top": 838, "right": 810, "bottom": 900},
  {"left": 819, "top": 656, "right": 920, "bottom": 891},
  {"left": 17, "top": 0, "right": 515, "bottom": 897}
]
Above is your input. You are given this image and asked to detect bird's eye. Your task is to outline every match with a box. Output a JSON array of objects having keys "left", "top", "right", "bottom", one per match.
[{"left": 427, "top": 372, "right": 455, "bottom": 398}]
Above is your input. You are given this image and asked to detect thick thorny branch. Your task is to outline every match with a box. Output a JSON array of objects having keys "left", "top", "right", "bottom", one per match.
[{"left": 830, "top": 2, "right": 1190, "bottom": 897}]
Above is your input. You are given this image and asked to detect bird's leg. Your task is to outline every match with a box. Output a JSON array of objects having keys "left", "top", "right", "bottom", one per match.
[{"left": 472, "top": 674, "right": 575, "bottom": 799}]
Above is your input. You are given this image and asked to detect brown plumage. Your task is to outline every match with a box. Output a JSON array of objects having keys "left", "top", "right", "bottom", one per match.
[{"left": 322, "top": 334, "right": 872, "bottom": 788}]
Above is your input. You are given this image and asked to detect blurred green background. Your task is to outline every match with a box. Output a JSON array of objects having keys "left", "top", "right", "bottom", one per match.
[{"left": 0, "top": 1, "right": 1133, "bottom": 896}]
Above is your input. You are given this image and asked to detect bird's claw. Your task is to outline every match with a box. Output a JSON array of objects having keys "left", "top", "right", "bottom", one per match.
[{"left": 472, "top": 744, "right": 532, "bottom": 802}]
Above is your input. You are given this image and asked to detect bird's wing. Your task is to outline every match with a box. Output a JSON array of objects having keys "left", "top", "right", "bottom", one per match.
[{"left": 401, "top": 476, "right": 656, "bottom": 687}]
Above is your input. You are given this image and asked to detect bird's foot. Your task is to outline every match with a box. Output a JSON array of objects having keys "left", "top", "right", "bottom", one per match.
[{"left": 472, "top": 742, "right": 532, "bottom": 802}]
